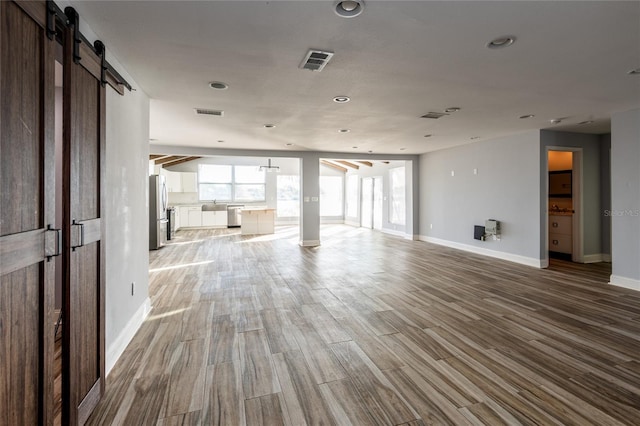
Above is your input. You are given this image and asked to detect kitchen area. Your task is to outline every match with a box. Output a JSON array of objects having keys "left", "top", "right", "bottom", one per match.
[{"left": 150, "top": 158, "right": 283, "bottom": 249}]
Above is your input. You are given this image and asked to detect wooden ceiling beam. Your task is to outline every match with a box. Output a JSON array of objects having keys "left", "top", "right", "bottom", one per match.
[
  {"left": 155, "top": 155, "right": 185, "bottom": 165},
  {"left": 161, "top": 156, "right": 201, "bottom": 168},
  {"left": 149, "top": 154, "right": 166, "bottom": 160},
  {"left": 356, "top": 161, "right": 373, "bottom": 167},
  {"left": 321, "top": 160, "right": 347, "bottom": 173},
  {"left": 336, "top": 160, "right": 359, "bottom": 170}
]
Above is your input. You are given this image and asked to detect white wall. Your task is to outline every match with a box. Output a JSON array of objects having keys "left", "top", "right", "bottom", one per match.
[
  {"left": 419, "top": 131, "right": 542, "bottom": 266},
  {"left": 610, "top": 108, "right": 640, "bottom": 290}
]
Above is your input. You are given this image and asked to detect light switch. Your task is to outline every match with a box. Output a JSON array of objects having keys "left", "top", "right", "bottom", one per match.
[
  {"left": 311, "top": 197, "right": 319, "bottom": 202},
  {"left": 451, "top": 170, "right": 455, "bottom": 177},
  {"left": 473, "top": 168, "right": 478, "bottom": 175},
  {"left": 304, "top": 197, "right": 310, "bottom": 202}
]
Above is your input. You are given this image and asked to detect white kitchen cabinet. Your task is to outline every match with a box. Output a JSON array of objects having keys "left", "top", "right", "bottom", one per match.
[
  {"left": 202, "top": 211, "right": 227, "bottom": 228},
  {"left": 165, "top": 170, "right": 182, "bottom": 193},
  {"left": 202, "top": 211, "right": 215, "bottom": 227},
  {"left": 187, "top": 207, "right": 202, "bottom": 227},
  {"left": 181, "top": 172, "right": 197, "bottom": 193},
  {"left": 241, "top": 209, "right": 275, "bottom": 235},
  {"left": 549, "top": 214, "right": 572, "bottom": 254},
  {"left": 178, "top": 206, "right": 191, "bottom": 228}
]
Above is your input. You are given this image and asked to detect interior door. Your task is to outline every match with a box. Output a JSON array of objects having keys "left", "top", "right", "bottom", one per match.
[
  {"left": 62, "top": 20, "right": 106, "bottom": 426},
  {"left": 0, "top": 1, "right": 57, "bottom": 424}
]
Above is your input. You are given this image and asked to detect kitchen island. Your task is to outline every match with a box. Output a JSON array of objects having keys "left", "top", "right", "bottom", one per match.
[{"left": 241, "top": 207, "right": 276, "bottom": 235}]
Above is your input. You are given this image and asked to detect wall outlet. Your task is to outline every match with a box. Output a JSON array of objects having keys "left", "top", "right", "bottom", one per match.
[
  {"left": 430, "top": 223, "right": 433, "bottom": 229},
  {"left": 451, "top": 170, "right": 455, "bottom": 177},
  {"left": 131, "top": 282, "right": 135, "bottom": 296},
  {"left": 473, "top": 168, "right": 478, "bottom": 175}
]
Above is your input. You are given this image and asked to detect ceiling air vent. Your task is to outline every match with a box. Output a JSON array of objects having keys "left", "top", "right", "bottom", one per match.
[
  {"left": 194, "top": 108, "right": 224, "bottom": 117},
  {"left": 421, "top": 112, "right": 449, "bottom": 119},
  {"left": 299, "top": 49, "right": 334, "bottom": 72}
]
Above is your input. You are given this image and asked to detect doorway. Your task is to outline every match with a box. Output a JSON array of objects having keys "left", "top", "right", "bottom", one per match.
[
  {"left": 546, "top": 148, "right": 582, "bottom": 263},
  {"left": 361, "top": 177, "right": 383, "bottom": 230}
]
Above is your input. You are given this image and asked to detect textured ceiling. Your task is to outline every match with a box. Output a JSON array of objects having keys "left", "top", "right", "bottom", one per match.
[{"left": 70, "top": 0, "right": 640, "bottom": 154}]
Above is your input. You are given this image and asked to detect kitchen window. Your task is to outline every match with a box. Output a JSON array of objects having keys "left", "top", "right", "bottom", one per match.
[{"left": 198, "top": 164, "right": 265, "bottom": 202}]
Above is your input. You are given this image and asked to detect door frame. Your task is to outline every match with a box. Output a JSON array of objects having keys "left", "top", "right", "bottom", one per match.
[{"left": 544, "top": 146, "right": 583, "bottom": 265}]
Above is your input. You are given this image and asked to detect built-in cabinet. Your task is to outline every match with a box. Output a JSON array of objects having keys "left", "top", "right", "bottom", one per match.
[
  {"left": 241, "top": 209, "right": 275, "bottom": 235},
  {"left": 549, "top": 214, "right": 572, "bottom": 254},
  {"left": 160, "top": 169, "right": 197, "bottom": 193},
  {"left": 177, "top": 206, "right": 228, "bottom": 228},
  {"left": 202, "top": 211, "right": 228, "bottom": 227}
]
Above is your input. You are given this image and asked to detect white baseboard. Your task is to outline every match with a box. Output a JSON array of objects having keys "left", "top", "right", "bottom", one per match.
[
  {"left": 344, "top": 220, "right": 360, "bottom": 227},
  {"left": 299, "top": 240, "right": 321, "bottom": 247},
  {"left": 583, "top": 254, "right": 607, "bottom": 263},
  {"left": 609, "top": 275, "right": 640, "bottom": 292},
  {"left": 381, "top": 228, "right": 405, "bottom": 238},
  {"left": 419, "top": 235, "right": 543, "bottom": 268},
  {"left": 602, "top": 254, "right": 611, "bottom": 262},
  {"left": 106, "top": 297, "right": 151, "bottom": 376}
]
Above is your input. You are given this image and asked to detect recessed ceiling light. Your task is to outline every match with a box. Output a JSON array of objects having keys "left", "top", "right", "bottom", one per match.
[
  {"left": 149, "top": 138, "right": 157, "bottom": 142},
  {"left": 627, "top": 68, "right": 640, "bottom": 75},
  {"left": 486, "top": 36, "right": 516, "bottom": 49},
  {"left": 333, "top": 96, "right": 351, "bottom": 103},
  {"left": 470, "top": 136, "right": 481, "bottom": 140},
  {"left": 400, "top": 148, "right": 406, "bottom": 151},
  {"left": 519, "top": 114, "right": 535, "bottom": 119},
  {"left": 579, "top": 120, "right": 594, "bottom": 125},
  {"left": 445, "top": 107, "right": 461, "bottom": 113},
  {"left": 264, "top": 124, "right": 276, "bottom": 128},
  {"left": 334, "top": 0, "right": 364, "bottom": 18},
  {"left": 339, "top": 129, "right": 350, "bottom": 133},
  {"left": 352, "top": 146, "right": 358, "bottom": 149},
  {"left": 285, "top": 143, "right": 294, "bottom": 146},
  {"left": 367, "top": 150, "right": 373, "bottom": 153},
  {"left": 209, "top": 81, "right": 228, "bottom": 90},
  {"left": 550, "top": 118, "right": 562, "bottom": 124},
  {"left": 217, "top": 140, "right": 224, "bottom": 143},
  {"left": 424, "top": 134, "right": 432, "bottom": 138}
]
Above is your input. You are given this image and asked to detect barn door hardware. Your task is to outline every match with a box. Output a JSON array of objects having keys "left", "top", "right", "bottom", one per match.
[
  {"left": 71, "top": 219, "right": 85, "bottom": 251},
  {"left": 45, "top": 224, "right": 63, "bottom": 261},
  {"left": 94, "top": 40, "right": 107, "bottom": 87},
  {"left": 64, "top": 7, "right": 81, "bottom": 63}
]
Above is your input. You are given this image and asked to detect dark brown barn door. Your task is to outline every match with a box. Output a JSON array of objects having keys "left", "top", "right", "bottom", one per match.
[
  {"left": 0, "top": 1, "right": 56, "bottom": 424},
  {"left": 62, "top": 19, "right": 106, "bottom": 426}
]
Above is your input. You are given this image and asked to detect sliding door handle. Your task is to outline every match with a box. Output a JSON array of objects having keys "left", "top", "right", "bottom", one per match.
[
  {"left": 45, "top": 225, "right": 63, "bottom": 261},
  {"left": 71, "top": 219, "right": 85, "bottom": 251}
]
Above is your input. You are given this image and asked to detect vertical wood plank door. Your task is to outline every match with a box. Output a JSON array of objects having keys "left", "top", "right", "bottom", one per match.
[
  {"left": 0, "top": 1, "right": 56, "bottom": 424},
  {"left": 62, "top": 25, "right": 106, "bottom": 426}
]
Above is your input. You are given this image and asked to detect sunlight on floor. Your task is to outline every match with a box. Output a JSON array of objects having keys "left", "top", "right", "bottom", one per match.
[{"left": 149, "top": 259, "right": 215, "bottom": 273}]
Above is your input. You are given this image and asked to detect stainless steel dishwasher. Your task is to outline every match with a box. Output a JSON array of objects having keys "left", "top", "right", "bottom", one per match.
[{"left": 227, "top": 205, "right": 244, "bottom": 227}]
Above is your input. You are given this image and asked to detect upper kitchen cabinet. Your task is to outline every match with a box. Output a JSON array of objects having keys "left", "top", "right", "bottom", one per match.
[
  {"left": 163, "top": 170, "right": 198, "bottom": 193},
  {"left": 181, "top": 172, "right": 197, "bottom": 193}
]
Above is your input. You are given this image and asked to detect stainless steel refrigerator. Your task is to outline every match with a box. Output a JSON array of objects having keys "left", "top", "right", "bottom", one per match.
[{"left": 149, "top": 174, "right": 168, "bottom": 250}]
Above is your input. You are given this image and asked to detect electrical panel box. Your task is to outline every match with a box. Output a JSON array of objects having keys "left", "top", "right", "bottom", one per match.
[{"left": 485, "top": 219, "right": 500, "bottom": 236}]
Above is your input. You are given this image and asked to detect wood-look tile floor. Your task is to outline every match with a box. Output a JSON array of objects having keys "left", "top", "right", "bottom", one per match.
[{"left": 88, "top": 225, "right": 640, "bottom": 425}]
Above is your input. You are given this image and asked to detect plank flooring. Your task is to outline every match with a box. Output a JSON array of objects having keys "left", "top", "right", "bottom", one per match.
[{"left": 87, "top": 225, "right": 640, "bottom": 425}]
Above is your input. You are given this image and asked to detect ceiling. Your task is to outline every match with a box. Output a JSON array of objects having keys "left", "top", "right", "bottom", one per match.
[{"left": 70, "top": 1, "right": 640, "bottom": 155}]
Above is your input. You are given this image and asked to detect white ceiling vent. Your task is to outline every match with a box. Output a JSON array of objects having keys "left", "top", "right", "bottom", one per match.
[
  {"left": 194, "top": 108, "right": 224, "bottom": 117},
  {"left": 421, "top": 112, "right": 449, "bottom": 119},
  {"left": 299, "top": 50, "right": 334, "bottom": 72}
]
